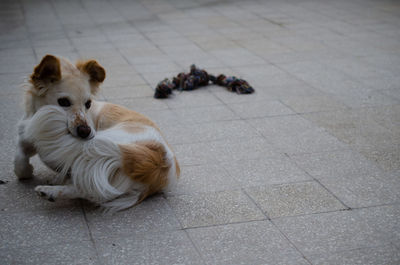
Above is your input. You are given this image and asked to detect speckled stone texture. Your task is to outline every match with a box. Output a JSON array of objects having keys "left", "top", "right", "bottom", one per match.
[
  {"left": 246, "top": 181, "right": 346, "bottom": 218},
  {"left": 1, "top": 0, "right": 399, "bottom": 264}
]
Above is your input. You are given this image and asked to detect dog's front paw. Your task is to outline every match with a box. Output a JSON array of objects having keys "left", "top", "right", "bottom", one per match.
[
  {"left": 34, "top": 186, "right": 56, "bottom": 202},
  {"left": 14, "top": 161, "right": 34, "bottom": 180}
]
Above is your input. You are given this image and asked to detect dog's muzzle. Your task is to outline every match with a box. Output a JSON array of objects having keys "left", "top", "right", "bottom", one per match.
[{"left": 77, "top": 125, "right": 91, "bottom": 139}]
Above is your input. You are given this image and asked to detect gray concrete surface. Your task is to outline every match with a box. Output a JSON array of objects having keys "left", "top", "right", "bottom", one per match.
[{"left": 1, "top": 0, "right": 399, "bottom": 264}]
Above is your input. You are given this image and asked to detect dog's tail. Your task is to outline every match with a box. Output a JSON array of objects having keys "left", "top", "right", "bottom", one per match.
[
  {"left": 99, "top": 141, "right": 172, "bottom": 213},
  {"left": 119, "top": 141, "right": 171, "bottom": 203}
]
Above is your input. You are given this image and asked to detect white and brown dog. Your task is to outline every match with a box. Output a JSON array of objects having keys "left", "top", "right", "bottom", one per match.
[{"left": 14, "top": 55, "right": 180, "bottom": 211}]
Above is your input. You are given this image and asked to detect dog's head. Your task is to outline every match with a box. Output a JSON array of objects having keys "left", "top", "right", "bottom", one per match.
[{"left": 27, "top": 54, "right": 105, "bottom": 139}]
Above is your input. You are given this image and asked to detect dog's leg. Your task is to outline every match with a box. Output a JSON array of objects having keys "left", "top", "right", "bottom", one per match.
[
  {"left": 14, "top": 140, "right": 36, "bottom": 180},
  {"left": 35, "top": 185, "right": 80, "bottom": 202}
]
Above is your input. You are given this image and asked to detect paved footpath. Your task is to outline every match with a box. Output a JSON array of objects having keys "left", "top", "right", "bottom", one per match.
[{"left": 0, "top": 0, "right": 399, "bottom": 264}]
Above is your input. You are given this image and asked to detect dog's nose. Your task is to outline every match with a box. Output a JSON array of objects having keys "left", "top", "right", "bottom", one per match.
[{"left": 77, "top": 125, "right": 91, "bottom": 139}]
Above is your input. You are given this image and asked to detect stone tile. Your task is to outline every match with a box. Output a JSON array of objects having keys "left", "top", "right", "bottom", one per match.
[
  {"left": 141, "top": 71, "right": 179, "bottom": 88},
  {"left": 250, "top": 72, "right": 306, "bottom": 88},
  {"left": 274, "top": 35, "right": 327, "bottom": 52},
  {"left": 335, "top": 87, "right": 400, "bottom": 108},
  {"left": 246, "top": 181, "right": 346, "bottom": 218},
  {"left": 133, "top": 61, "right": 183, "bottom": 74},
  {"left": 356, "top": 145, "right": 400, "bottom": 172},
  {"left": 331, "top": 172, "right": 400, "bottom": 207},
  {"left": 0, "top": 54, "right": 36, "bottom": 74},
  {"left": 301, "top": 109, "right": 394, "bottom": 147},
  {"left": 96, "top": 231, "right": 203, "bottom": 265},
  {"left": 0, "top": 241, "right": 99, "bottom": 265},
  {"left": 102, "top": 84, "right": 154, "bottom": 100},
  {"left": 364, "top": 105, "right": 400, "bottom": 134},
  {"left": 85, "top": 196, "right": 180, "bottom": 239},
  {"left": 0, "top": 208, "right": 89, "bottom": 249},
  {"left": 228, "top": 100, "right": 295, "bottom": 118},
  {"left": 209, "top": 137, "right": 282, "bottom": 163},
  {"left": 374, "top": 170, "right": 400, "bottom": 193},
  {"left": 171, "top": 105, "right": 239, "bottom": 124},
  {"left": 170, "top": 164, "right": 240, "bottom": 195},
  {"left": 221, "top": 155, "right": 310, "bottom": 187},
  {"left": 0, "top": 73, "right": 28, "bottom": 96},
  {"left": 163, "top": 120, "right": 259, "bottom": 145},
  {"left": 175, "top": 55, "right": 226, "bottom": 69},
  {"left": 245, "top": 41, "right": 294, "bottom": 58},
  {"left": 173, "top": 142, "right": 217, "bottom": 166},
  {"left": 358, "top": 205, "right": 400, "bottom": 247},
  {"left": 111, "top": 97, "right": 169, "bottom": 111},
  {"left": 210, "top": 48, "right": 266, "bottom": 66},
  {"left": 167, "top": 190, "right": 265, "bottom": 228},
  {"left": 139, "top": 109, "right": 180, "bottom": 128},
  {"left": 102, "top": 69, "right": 146, "bottom": 89},
  {"left": 309, "top": 244, "right": 400, "bottom": 265},
  {"left": 281, "top": 94, "right": 349, "bottom": 113},
  {"left": 261, "top": 84, "right": 324, "bottom": 100},
  {"left": 0, "top": 173, "right": 81, "bottom": 213},
  {"left": 248, "top": 115, "right": 347, "bottom": 154},
  {"left": 264, "top": 49, "right": 345, "bottom": 65},
  {"left": 275, "top": 209, "right": 389, "bottom": 256},
  {"left": 277, "top": 61, "right": 352, "bottom": 92},
  {"left": 0, "top": 138, "right": 18, "bottom": 165},
  {"left": 291, "top": 149, "right": 383, "bottom": 180},
  {"left": 291, "top": 150, "right": 399, "bottom": 207},
  {"left": 211, "top": 87, "right": 275, "bottom": 104},
  {"left": 326, "top": 58, "right": 391, "bottom": 81},
  {"left": 165, "top": 90, "right": 222, "bottom": 109},
  {"left": 232, "top": 64, "right": 285, "bottom": 78},
  {"left": 195, "top": 38, "right": 240, "bottom": 51},
  {"left": 152, "top": 37, "right": 193, "bottom": 48},
  {"left": 187, "top": 221, "right": 309, "bottom": 265}
]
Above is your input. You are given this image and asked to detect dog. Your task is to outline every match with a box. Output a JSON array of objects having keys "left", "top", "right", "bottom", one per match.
[{"left": 14, "top": 54, "right": 180, "bottom": 211}]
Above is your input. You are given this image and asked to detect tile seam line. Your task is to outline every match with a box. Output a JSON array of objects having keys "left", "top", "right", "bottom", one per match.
[
  {"left": 270, "top": 217, "right": 314, "bottom": 265},
  {"left": 168, "top": 180, "right": 331, "bottom": 198},
  {"left": 0, "top": 239, "right": 94, "bottom": 251},
  {"left": 83, "top": 227, "right": 190, "bottom": 243},
  {"left": 240, "top": 113, "right": 353, "bottom": 158},
  {"left": 288, "top": 138, "right": 395, "bottom": 185},
  {"left": 162, "top": 193, "right": 208, "bottom": 264},
  {"left": 270, "top": 207, "right": 351, "bottom": 220},
  {"left": 105, "top": 0, "right": 190, "bottom": 109},
  {"left": 81, "top": 202, "right": 104, "bottom": 265},
  {"left": 302, "top": 168, "right": 351, "bottom": 209},
  {"left": 241, "top": 188, "right": 271, "bottom": 220},
  {"left": 183, "top": 218, "right": 270, "bottom": 231},
  {"left": 18, "top": 0, "right": 37, "bottom": 61},
  {"left": 306, "top": 242, "right": 399, "bottom": 260},
  {"left": 78, "top": 0, "right": 156, "bottom": 106},
  {"left": 291, "top": 0, "right": 396, "bottom": 39},
  {"left": 47, "top": 0, "right": 80, "bottom": 57},
  {"left": 272, "top": 202, "right": 400, "bottom": 222}
]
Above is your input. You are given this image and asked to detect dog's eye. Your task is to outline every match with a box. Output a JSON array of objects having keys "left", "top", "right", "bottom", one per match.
[
  {"left": 85, "top": 100, "right": 91, "bottom": 109},
  {"left": 57, "top": 98, "right": 71, "bottom": 107}
]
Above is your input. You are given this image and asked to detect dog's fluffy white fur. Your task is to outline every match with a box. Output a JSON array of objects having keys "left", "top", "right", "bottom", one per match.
[
  {"left": 24, "top": 105, "right": 177, "bottom": 211},
  {"left": 14, "top": 55, "right": 179, "bottom": 212}
]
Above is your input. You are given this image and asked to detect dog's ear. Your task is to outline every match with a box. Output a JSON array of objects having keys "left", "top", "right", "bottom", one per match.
[
  {"left": 30, "top": 55, "right": 62, "bottom": 89},
  {"left": 76, "top": 60, "right": 106, "bottom": 94}
]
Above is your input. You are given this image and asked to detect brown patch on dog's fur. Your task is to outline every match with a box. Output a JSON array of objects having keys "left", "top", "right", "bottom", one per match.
[
  {"left": 174, "top": 157, "right": 180, "bottom": 178},
  {"left": 95, "top": 103, "right": 158, "bottom": 131},
  {"left": 30, "top": 55, "right": 61, "bottom": 90},
  {"left": 119, "top": 141, "right": 170, "bottom": 202},
  {"left": 76, "top": 59, "right": 105, "bottom": 94},
  {"left": 120, "top": 123, "right": 145, "bottom": 134},
  {"left": 71, "top": 113, "right": 88, "bottom": 128}
]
